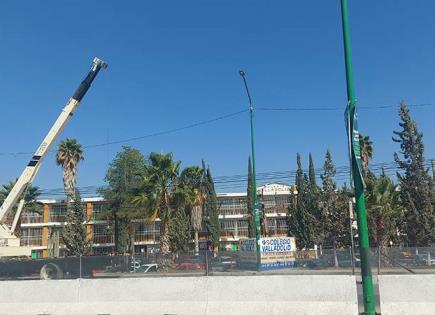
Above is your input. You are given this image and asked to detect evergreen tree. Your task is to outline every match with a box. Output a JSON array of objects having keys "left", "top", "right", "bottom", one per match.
[
  {"left": 204, "top": 164, "right": 220, "bottom": 250},
  {"left": 320, "top": 150, "right": 348, "bottom": 250},
  {"left": 308, "top": 153, "right": 322, "bottom": 244},
  {"left": 288, "top": 153, "right": 315, "bottom": 249},
  {"left": 246, "top": 156, "right": 256, "bottom": 238},
  {"left": 393, "top": 102, "right": 434, "bottom": 246},
  {"left": 62, "top": 191, "right": 90, "bottom": 256},
  {"left": 98, "top": 146, "right": 146, "bottom": 254},
  {"left": 168, "top": 207, "right": 191, "bottom": 255}
]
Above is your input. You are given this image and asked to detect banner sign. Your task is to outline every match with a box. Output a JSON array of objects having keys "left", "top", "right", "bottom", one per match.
[{"left": 239, "top": 237, "right": 296, "bottom": 270}]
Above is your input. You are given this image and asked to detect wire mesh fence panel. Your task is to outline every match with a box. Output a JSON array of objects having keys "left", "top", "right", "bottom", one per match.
[{"left": 1, "top": 247, "right": 435, "bottom": 280}]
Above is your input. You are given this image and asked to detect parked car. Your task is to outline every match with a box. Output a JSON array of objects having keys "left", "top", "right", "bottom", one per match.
[
  {"left": 212, "top": 256, "right": 237, "bottom": 271},
  {"left": 174, "top": 255, "right": 205, "bottom": 271},
  {"left": 136, "top": 263, "right": 159, "bottom": 273}
]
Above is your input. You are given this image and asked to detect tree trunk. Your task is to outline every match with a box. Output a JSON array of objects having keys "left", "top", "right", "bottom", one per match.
[
  {"left": 194, "top": 230, "right": 199, "bottom": 254},
  {"left": 333, "top": 246, "right": 339, "bottom": 268},
  {"left": 160, "top": 221, "right": 170, "bottom": 254}
]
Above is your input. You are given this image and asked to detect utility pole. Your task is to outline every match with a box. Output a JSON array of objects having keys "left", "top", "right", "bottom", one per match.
[
  {"left": 239, "top": 70, "right": 262, "bottom": 272},
  {"left": 340, "top": 1, "right": 376, "bottom": 314}
]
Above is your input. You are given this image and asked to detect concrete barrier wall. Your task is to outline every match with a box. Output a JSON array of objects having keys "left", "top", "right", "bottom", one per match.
[
  {"left": 378, "top": 275, "right": 435, "bottom": 315},
  {"left": 0, "top": 275, "right": 358, "bottom": 315}
]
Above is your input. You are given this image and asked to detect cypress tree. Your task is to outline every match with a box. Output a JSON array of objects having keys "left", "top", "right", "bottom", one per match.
[
  {"left": 288, "top": 153, "right": 315, "bottom": 249},
  {"left": 168, "top": 207, "right": 191, "bottom": 255},
  {"left": 320, "top": 150, "right": 348, "bottom": 250},
  {"left": 393, "top": 102, "right": 434, "bottom": 246},
  {"left": 62, "top": 190, "right": 90, "bottom": 256},
  {"left": 308, "top": 153, "right": 322, "bottom": 244},
  {"left": 204, "top": 164, "right": 220, "bottom": 250},
  {"left": 247, "top": 157, "right": 256, "bottom": 238}
]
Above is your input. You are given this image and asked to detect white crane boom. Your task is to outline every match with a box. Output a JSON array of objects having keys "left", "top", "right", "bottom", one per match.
[{"left": 0, "top": 58, "right": 107, "bottom": 256}]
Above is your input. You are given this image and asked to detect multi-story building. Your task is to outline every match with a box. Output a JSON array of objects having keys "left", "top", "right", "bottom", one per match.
[{"left": 20, "top": 183, "right": 293, "bottom": 258}]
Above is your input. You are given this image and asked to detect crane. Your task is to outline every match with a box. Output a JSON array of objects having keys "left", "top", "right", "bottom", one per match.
[{"left": 0, "top": 57, "right": 107, "bottom": 257}]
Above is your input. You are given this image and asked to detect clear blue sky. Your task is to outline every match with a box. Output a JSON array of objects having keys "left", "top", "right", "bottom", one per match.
[{"left": 1, "top": 0, "right": 434, "bottom": 194}]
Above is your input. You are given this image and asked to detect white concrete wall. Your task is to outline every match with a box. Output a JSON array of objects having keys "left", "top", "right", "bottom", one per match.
[
  {"left": 0, "top": 275, "right": 358, "bottom": 315},
  {"left": 378, "top": 274, "right": 435, "bottom": 315}
]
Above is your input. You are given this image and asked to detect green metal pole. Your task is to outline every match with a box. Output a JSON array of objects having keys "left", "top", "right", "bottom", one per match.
[
  {"left": 340, "top": 1, "right": 376, "bottom": 314},
  {"left": 239, "top": 70, "right": 262, "bottom": 272}
]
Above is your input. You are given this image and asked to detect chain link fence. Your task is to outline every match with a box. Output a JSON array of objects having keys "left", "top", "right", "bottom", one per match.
[{"left": 1, "top": 246, "right": 434, "bottom": 280}]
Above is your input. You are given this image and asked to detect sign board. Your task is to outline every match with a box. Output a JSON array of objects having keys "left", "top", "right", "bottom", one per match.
[{"left": 239, "top": 237, "right": 296, "bottom": 270}]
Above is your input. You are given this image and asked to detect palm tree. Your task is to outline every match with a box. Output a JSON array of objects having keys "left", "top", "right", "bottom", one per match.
[
  {"left": 133, "top": 152, "right": 180, "bottom": 254},
  {"left": 365, "top": 172, "right": 402, "bottom": 247},
  {"left": 56, "top": 138, "right": 84, "bottom": 201},
  {"left": 359, "top": 133, "right": 373, "bottom": 173},
  {"left": 0, "top": 179, "right": 42, "bottom": 236},
  {"left": 178, "top": 166, "right": 206, "bottom": 254}
]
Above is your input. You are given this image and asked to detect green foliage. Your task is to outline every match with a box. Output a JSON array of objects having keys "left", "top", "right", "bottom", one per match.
[
  {"left": 359, "top": 133, "right": 373, "bottom": 175},
  {"left": 0, "top": 180, "right": 42, "bottom": 237},
  {"left": 168, "top": 207, "right": 192, "bottom": 255},
  {"left": 62, "top": 191, "right": 90, "bottom": 256},
  {"left": 288, "top": 153, "right": 316, "bottom": 249},
  {"left": 393, "top": 102, "right": 434, "bottom": 246},
  {"left": 98, "top": 146, "right": 146, "bottom": 254},
  {"left": 320, "top": 150, "right": 349, "bottom": 248},
  {"left": 134, "top": 152, "right": 180, "bottom": 254},
  {"left": 56, "top": 138, "right": 84, "bottom": 200},
  {"left": 246, "top": 156, "right": 256, "bottom": 238},
  {"left": 365, "top": 172, "right": 403, "bottom": 247},
  {"left": 308, "top": 153, "right": 322, "bottom": 244},
  {"left": 203, "top": 163, "right": 220, "bottom": 249}
]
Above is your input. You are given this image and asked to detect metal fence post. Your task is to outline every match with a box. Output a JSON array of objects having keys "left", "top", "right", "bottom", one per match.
[
  {"left": 205, "top": 250, "right": 209, "bottom": 276},
  {"left": 377, "top": 247, "right": 381, "bottom": 275},
  {"left": 428, "top": 251, "right": 431, "bottom": 266},
  {"left": 350, "top": 246, "right": 355, "bottom": 275},
  {"left": 79, "top": 255, "right": 82, "bottom": 279}
]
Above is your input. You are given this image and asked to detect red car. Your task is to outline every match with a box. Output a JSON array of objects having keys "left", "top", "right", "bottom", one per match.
[{"left": 174, "top": 256, "right": 206, "bottom": 270}]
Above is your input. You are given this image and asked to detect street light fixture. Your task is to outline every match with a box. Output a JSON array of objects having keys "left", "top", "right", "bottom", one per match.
[{"left": 239, "top": 69, "right": 262, "bottom": 272}]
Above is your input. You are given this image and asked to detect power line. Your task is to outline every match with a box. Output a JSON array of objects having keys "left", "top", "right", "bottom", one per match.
[
  {"left": 257, "top": 103, "right": 433, "bottom": 112},
  {"left": 1, "top": 102, "right": 432, "bottom": 157},
  {"left": 0, "top": 109, "right": 248, "bottom": 157},
  {"left": 35, "top": 159, "right": 435, "bottom": 198}
]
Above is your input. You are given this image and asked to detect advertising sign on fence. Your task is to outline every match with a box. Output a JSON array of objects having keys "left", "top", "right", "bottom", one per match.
[{"left": 239, "top": 237, "right": 296, "bottom": 270}]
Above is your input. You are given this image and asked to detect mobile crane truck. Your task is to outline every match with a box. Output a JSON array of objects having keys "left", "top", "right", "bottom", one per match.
[{"left": 0, "top": 57, "right": 107, "bottom": 260}]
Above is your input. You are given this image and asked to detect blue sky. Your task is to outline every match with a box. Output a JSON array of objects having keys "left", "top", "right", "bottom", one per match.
[{"left": 1, "top": 0, "right": 434, "bottom": 194}]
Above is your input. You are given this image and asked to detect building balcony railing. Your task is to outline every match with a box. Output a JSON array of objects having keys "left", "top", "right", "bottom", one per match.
[
  {"left": 20, "top": 237, "right": 43, "bottom": 246},
  {"left": 49, "top": 215, "right": 67, "bottom": 223},
  {"left": 21, "top": 215, "right": 43, "bottom": 224},
  {"left": 93, "top": 235, "right": 114, "bottom": 244},
  {"left": 134, "top": 234, "right": 160, "bottom": 243}
]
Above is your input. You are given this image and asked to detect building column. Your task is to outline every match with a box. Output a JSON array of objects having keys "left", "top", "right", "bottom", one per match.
[
  {"left": 85, "top": 202, "right": 93, "bottom": 253},
  {"left": 42, "top": 204, "right": 49, "bottom": 258}
]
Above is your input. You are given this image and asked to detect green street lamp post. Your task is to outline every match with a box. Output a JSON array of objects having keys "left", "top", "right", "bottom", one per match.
[
  {"left": 239, "top": 70, "right": 262, "bottom": 272},
  {"left": 340, "top": 0, "right": 376, "bottom": 314}
]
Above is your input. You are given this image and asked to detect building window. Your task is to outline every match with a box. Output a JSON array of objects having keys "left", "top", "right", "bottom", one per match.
[
  {"left": 48, "top": 226, "right": 65, "bottom": 245},
  {"left": 49, "top": 204, "right": 67, "bottom": 222},
  {"left": 135, "top": 222, "right": 160, "bottom": 243},
  {"left": 92, "top": 203, "right": 107, "bottom": 220},
  {"left": 21, "top": 211, "right": 43, "bottom": 224},
  {"left": 93, "top": 224, "right": 114, "bottom": 244},
  {"left": 20, "top": 228, "right": 42, "bottom": 246},
  {"left": 218, "top": 197, "right": 247, "bottom": 216}
]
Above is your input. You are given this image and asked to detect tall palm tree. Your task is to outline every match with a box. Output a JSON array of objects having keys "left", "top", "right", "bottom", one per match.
[
  {"left": 359, "top": 133, "right": 373, "bottom": 173},
  {"left": 133, "top": 152, "right": 180, "bottom": 254},
  {"left": 178, "top": 166, "right": 206, "bottom": 254},
  {"left": 56, "top": 138, "right": 84, "bottom": 201}
]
